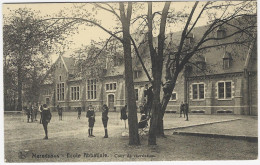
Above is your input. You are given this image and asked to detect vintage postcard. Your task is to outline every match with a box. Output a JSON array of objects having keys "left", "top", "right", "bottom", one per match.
[{"left": 1, "top": 0, "right": 258, "bottom": 164}]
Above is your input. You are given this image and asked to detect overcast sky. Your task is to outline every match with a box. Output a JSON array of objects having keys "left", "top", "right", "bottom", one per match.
[{"left": 2, "top": 1, "right": 252, "bottom": 63}]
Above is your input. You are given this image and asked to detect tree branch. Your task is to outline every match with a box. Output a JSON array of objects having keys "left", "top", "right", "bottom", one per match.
[
  {"left": 130, "top": 36, "right": 152, "bottom": 82},
  {"left": 95, "top": 3, "right": 121, "bottom": 22},
  {"left": 176, "top": 1, "right": 199, "bottom": 71},
  {"left": 40, "top": 17, "right": 123, "bottom": 43},
  {"left": 186, "top": 2, "right": 210, "bottom": 37},
  {"left": 147, "top": 2, "right": 156, "bottom": 65}
]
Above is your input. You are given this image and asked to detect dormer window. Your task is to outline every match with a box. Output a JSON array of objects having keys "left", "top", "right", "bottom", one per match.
[
  {"left": 196, "top": 61, "right": 206, "bottom": 71},
  {"left": 186, "top": 33, "right": 194, "bottom": 45},
  {"left": 134, "top": 70, "right": 142, "bottom": 79},
  {"left": 113, "top": 55, "right": 123, "bottom": 67},
  {"left": 195, "top": 56, "right": 206, "bottom": 71},
  {"left": 217, "top": 26, "right": 226, "bottom": 38},
  {"left": 223, "top": 59, "right": 230, "bottom": 69},
  {"left": 223, "top": 52, "right": 232, "bottom": 69}
]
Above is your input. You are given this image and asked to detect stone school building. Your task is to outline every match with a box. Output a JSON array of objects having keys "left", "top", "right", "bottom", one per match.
[{"left": 39, "top": 21, "right": 257, "bottom": 116}]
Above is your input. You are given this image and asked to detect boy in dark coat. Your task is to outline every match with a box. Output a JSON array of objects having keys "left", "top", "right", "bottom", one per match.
[
  {"left": 42, "top": 104, "right": 52, "bottom": 139},
  {"left": 120, "top": 105, "right": 128, "bottom": 129},
  {"left": 184, "top": 102, "right": 189, "bottom": 121},
  {"left": 102, "top": 104, "right": 109, "bottom": 138},
  {"left": 144, "top": 85, "right": 153, "bottom": 110},
  {"left": 179, "top": 102, "right": 185, "bottom": 118},
  {"left": 138, "top": 113, "right": 148, "bottom": 128},
  {"left": 120, "top": 105, "right": 128, "bottom": 120},
  {"left": 57, "top": 104, "right": 63, "bottom": 120},
  {"left": 86, "top": 104, "right": 95, "bottom": 137},
  {"left": 77, "top": 107, "right": 82, "bottom": 119},
  {"left": 25, "top": 106, "right": 30, "bottom": 123}
]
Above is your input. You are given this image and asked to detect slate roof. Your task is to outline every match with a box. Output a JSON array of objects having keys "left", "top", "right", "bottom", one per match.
[
  {"left": 130, "top": 15, "right": 256, "bottom": 82},
  {"left": 62, "top": 56, "right": 76, "bottom": 73},
  {"left": 104, "top": 65, "right": 124, "bottom": 77},
  {"left": 42, "top": 15, "right": 255, "bottom": 84}
]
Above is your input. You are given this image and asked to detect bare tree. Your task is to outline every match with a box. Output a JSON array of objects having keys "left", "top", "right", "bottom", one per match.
[{"left": 129, "top": 1, "right": 256, "bottom": 145}]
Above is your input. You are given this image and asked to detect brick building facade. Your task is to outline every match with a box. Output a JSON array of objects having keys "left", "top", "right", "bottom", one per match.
[{"left": 39, "top": 19, "right": 257, "bottom": 115}]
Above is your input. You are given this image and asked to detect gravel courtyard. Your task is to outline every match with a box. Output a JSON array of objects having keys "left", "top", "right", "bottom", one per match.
[{"left": 4, "top": 112, "right": 258, "bottom": 162}]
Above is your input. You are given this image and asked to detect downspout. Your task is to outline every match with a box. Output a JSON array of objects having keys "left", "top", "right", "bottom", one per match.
[
  {"left": 248, "top": 71, "right": 252, "bottom": 115},
  {"left": 243, "top": 41, "right": 254, "bottom": 115},
  {"left": 184, "top": 66, "right": 189, "bottom": 103},
  {"left": 244, "top": 69, "right": 251, "bottom": 115}
]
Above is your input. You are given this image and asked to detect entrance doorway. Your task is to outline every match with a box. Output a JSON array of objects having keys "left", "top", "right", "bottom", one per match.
[
  {"left": 108, "top": 94, "right": 115, "bottom": 111},
  {"left": 45, "top": 98, "right": 50, "bottom": 106}
]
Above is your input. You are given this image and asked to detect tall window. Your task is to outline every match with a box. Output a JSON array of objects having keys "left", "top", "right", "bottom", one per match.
[
  {"left": 192, "top": 83, "right": 204, "bottom": 100},
  {"left": 71, "top": 86, "right": 80, "bottom": 101},
  {"left": 44, "top": 89, "right": 50, "bottom": 96},
  {"left": 218, "top": 81, "right": 232, "bottom": 99},
  {"left": 87, "top": 79, "right": 97, "bottom": 100},
  {"left": 170, "top": 92, "right": 177, "bottom": 101},
  {"left": 135, "top": 89, "right": 138, "bottom": 101},
  {"left": 106, "top": 83, "right": 116, "bottom": 91},
  {"left": 57, "top": 83, "right": 65, "bottom": 101}
]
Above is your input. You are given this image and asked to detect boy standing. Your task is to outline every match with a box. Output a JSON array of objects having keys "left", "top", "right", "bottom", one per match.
[{"left": 86, "top": 104, "right": 95, "bottom": 137}]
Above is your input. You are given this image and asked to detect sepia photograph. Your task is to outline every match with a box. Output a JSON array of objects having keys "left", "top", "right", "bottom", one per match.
[{"left": 1, "top": 0, "right": 258, "bottom": 163}]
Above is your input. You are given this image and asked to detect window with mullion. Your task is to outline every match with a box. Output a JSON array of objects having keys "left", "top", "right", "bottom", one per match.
[
  {"left": 71, "top": 86, "right": 80, "bottom": 101},
  {"left": 226, "top": 82, "right": 231, "bottom": 98},
  {"left": 77, "top": 87, "right": 80, "bottom": 100},
  {"left": 87, "top": 79, "right": 97, "bottom": 100},
  {"left": 218, "top": 81, "right": 232, "bottom": 99},
  {"left": 192, "top": 83, "right": 204, "bottom": 100},
  {"left": 199, "top": 84, "right": 204, "bottom": 99},
  {"left": 57, "top": 83, "right": 65, "bottom": 101},
  {"left": 105, "top": 82, "right": 117, "bottom": 91},
  {"left": 192, "top": 84, "right": 198, "bottom": 99}
]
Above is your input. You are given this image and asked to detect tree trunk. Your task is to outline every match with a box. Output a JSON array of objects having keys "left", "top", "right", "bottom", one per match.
[
  {"left": 147, "top": 1, "right": 171, "bottom": 141},
  {"left": 157, "top": 93, "right": 172, "bottom": 136},
  {"left": 120, "top": 2, "right": 140, "bottom": 145},
  {"left": 17, "top": 62, "right": 23, "bottom": 111},
  {"left": 148, "top": 62, "right": 163, "bottom": 144},
  {"left": 123, "top": 28, "right": 140, "bottom": 145},
  {"left": 157, "top": 76, "right": 178, "bottom": 136}
]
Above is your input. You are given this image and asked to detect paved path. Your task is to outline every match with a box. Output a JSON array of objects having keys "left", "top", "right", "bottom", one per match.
[{"left": 164, "top": 113, "right": 257, "bottom": 137}]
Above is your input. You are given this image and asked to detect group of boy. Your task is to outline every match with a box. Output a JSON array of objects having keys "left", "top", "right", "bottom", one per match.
[
  {"left": 180, "top": 101, "right": 189, "bottom": 121},
  {"left": 25, "top": 103, "right": 43, "bottom": 123},
  {"left": 86, "top": 104, "right": 109, "bottom": 138}
]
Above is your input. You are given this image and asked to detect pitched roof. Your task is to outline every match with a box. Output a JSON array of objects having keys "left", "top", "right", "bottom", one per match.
[
  {"left": 104, "top": 65, "right": 124, "bottom": 77},
  {"left": 244, "top": 40, "right": 257, "bottom": 72},
  {"left": 61, "top": 56, "right": 76, "bottom": 73}
]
